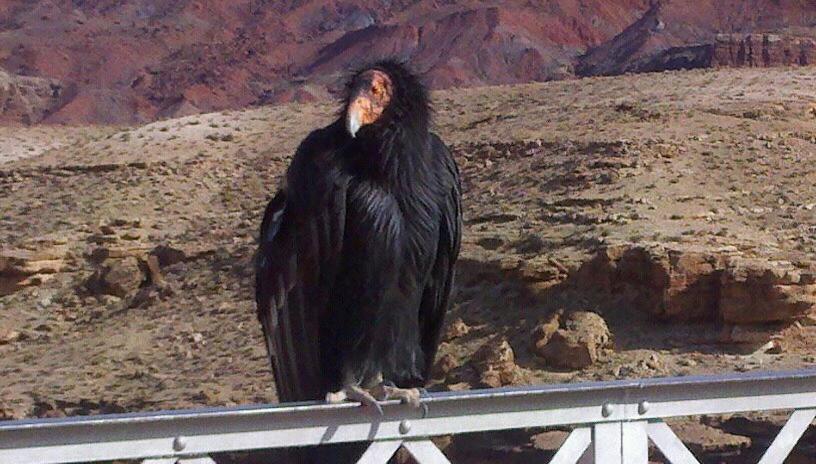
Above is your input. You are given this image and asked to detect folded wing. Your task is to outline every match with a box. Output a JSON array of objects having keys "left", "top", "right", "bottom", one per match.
[
  {"left": 418, "top": 134, "right": 462, "bottom": 379},
  {"left": 255, "top": 127, "right": 348, "bottom": 402}
]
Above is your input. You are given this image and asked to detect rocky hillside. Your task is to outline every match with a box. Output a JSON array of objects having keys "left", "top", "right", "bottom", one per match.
[
  {"left": 0, "top": 69, "right": 68, "bottom": 124},
  {"left": 0, "top": 0, "right": 815, "bottom": 124},
  {"left": 3, "top": 66, "right": 816, "bottom": 461}
]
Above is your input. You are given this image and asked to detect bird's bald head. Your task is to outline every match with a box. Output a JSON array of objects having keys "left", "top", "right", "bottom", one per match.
[{"left": 345, "top": 69, "right": 393, "bottom": 138}]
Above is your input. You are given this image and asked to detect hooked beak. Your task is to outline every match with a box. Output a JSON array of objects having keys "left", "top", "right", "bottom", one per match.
[{"left": 346, "top": 99, "right": 363, "bottom": 138}]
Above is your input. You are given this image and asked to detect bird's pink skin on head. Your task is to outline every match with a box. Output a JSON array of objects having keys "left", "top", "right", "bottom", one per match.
[{"left": 346, "top": 70, "right": 393, "bottom": 137}]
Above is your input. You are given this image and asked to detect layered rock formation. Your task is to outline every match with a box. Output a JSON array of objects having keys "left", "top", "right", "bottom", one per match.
[
  {"left": 0, "top": 237, "right": 70, "bottom": 296},
  {"left": 712, "top": 33, "right": 816, "bottom": 68},
  {"left": 573, "top": 245, "right": 816, "bottom": 325},
  {"left": 577, "top": 1, "right": 816, "bottom": 77},
  {"left": 2, "top": 0, "right": 816, "bottom": 124}
]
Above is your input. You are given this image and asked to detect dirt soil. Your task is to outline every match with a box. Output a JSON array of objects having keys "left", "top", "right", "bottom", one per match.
[{"left": 3, "top": 66, "right": 816, "bottom": 462}]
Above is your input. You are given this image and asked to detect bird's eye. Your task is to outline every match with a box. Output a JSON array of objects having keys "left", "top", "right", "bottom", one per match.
[{"left": 371, "top": 85, "right": 380, "bottom": 96}]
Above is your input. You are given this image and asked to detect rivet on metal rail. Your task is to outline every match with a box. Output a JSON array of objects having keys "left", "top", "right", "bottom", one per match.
[
  {"left": 173, "top": 436, "right": 187, "bottom": 451},
  {"left": 638, "top": 401, "right": 650, "bottom": 415},
  {"left": 399, "top": 420, "right": 412, "bottom": 434}
]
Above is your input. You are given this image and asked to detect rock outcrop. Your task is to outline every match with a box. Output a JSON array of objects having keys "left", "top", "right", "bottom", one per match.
[
  {"left": 712, "top": 34, "right": 816, "bottom": 68},
  {"left": 573, "top": 244, "right": 816, "bottom": 324},
  {"left": 81, "top": 219, "right": 208, "bottom": 299},
  {"left": 720, "top": 258, "right": 816, "bottom": 324},
  {"left": 0, "top": 238, "right": 70, "bottom": 296},
  {"left": 0, "top": 70, "right": 69, "bottom": 125},
  {"left": 577, "top": 2, "right": 816, "bottom": 77}
]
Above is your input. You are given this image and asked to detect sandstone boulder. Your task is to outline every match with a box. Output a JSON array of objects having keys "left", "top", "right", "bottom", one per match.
[
  {"left": 471, "top": 338, "right": 525, "bottom": 387},
  {"left": 144, "top": 255, "right": 165, "bottom": 288},
  {"left": 86, "top": 257, "right": 144, "bottom": 298},
  {"left": 664, "top": 250, "right": 728, "bottom": 320},
  {"left": 533, "top": 311, "right": 612, "bottom": 370},
  {"left": 0, "top": 249, "right": 65, "bottom": 275},
  {"left": 531, "top": 430, "right": 571, "bottom": 452},
  {"left": 151, "top": 244, "right": 188, "bottom": 267},
  {"left": 0, "top": 398, "right": 29, "bottom": 421}
]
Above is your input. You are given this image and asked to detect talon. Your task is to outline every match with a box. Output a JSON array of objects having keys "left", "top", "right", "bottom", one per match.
[
  {"left": 402, "top": 390, "right": 421, "bottom": 408},
  {"left": 325, "top": 385, "right": 384, "bottom": 415},
  {"left": 372, "top": 383, "right": 423, "bottom": 409}
]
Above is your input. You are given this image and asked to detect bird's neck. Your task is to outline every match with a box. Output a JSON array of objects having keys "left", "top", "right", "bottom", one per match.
[{"left": 352, "top": 123, "right": 430, "bottom": 189}]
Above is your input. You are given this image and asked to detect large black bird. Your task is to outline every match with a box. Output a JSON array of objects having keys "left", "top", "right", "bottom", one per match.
[{"left": 255, "top": 60, "right": 461, "bottom": 412}]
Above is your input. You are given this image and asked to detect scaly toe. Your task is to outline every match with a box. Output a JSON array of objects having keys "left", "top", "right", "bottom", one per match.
[
  {"left": 325, "top": 386, "right": 383, "bottom": 414},
  {"left": 378, "top": 385, "right": 422, "bottom": 408},
  {"left": 346, "top": 386, "right": 384, "bottom": 415},
  {"left": 402, "top": 389, "right": 421, "bottom": 408}
]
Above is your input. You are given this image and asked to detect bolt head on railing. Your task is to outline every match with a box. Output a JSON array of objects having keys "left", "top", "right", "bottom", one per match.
[
  {"left": 173, "top": 436, "right": 187, "bottom": 451},
  {"left": 399, "top": 420, "right": 412, "bottom": 434},
  {"left": 638, "top": 401, "right": 650, "bottom": 415},
  {"left": 601, "top": 403, "right": 614, "bottom": 417}
]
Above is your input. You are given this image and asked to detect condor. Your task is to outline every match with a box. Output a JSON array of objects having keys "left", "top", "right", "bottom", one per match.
[{"left": 255, "top": 60, "right": 461, "bottom": 413}]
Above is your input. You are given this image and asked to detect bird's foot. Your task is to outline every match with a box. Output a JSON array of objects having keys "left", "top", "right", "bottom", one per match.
[
  {"left": 325, "top": 385, "right": 383, "bottom": 415},
  {"left": 371, "top": 383, "right": 422, "bottom": 409}
]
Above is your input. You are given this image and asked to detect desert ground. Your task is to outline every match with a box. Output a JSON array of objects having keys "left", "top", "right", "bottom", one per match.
[{"left": 3, "top": 66, "right": 816, "bottom": 462}]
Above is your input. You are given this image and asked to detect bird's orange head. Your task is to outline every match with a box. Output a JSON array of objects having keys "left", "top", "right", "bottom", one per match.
[{"left": 344, "top": 69, "right": 394, "bottom": 138}]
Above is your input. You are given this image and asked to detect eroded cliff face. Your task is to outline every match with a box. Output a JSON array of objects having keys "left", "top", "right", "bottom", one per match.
[
  {"left": 0, "top": 70, "right": 69, "bottom": 125},
  {"left": 1, "top": 0, "right": 816, "bottom": 124},
  {"left": 712, "top": 33, "right": 816, "bottom": 68},
  {"left": 577, "top": 1, "right": 816, "bottom": 77},
  {"left": 0, "top": 0, "right": 649, "bottom": 124}
]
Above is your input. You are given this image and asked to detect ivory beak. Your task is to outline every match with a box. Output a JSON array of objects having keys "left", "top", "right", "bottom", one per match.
[{"left": 346, "top": 103, "right": 362, "bottom": 138}]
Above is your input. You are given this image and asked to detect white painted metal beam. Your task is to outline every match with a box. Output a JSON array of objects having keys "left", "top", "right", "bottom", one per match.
[
  {"left": 621, "top": 421, "right": 649, "bottom": 464},
  {"left": 757, "top": 408, "right": 816, "bottom": 464},
  {"left": 402, "top": 440, "right": 452, "bottom": 463},
  {"left": 647, "top": 422, "right": 700, "bottom": 464},
  {"left": 356, "top": 440, "right": 402, "bottom": 464},
  {"left": 178, "top": 458, "right": 216, "bottom": 464},
  {"left": 550, "top": 427, "right": 591, "bottom": 464},
  {"left": 0, "top": 370, "right": 814, "bottom": 463},
  {"left": 593, "top": 422, "right": 622, "bottom": 464}
]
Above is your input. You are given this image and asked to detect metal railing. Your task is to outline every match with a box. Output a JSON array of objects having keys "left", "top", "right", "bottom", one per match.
[{"left": 1, "top": 369, "right": 815, "bottom": 463}]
